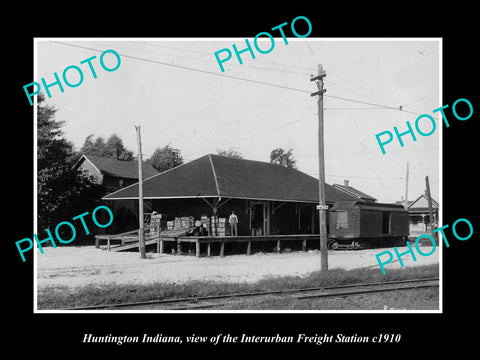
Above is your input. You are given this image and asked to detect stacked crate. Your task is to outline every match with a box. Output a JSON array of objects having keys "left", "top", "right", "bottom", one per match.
[
  {"left": 181, "top": 216, "right": 194, "bottom": 229},
  {"left": 172, "top": 216, "right": 195, "bottom": 230},
  {"left": 210, "top": 216, "right": 218, "bottom": 236},
  {"left": 174, "top": 217, "right": 182, "bottom": 229},
  {"left": 217, "top": 218, "right": 231, "bottom": 236}
]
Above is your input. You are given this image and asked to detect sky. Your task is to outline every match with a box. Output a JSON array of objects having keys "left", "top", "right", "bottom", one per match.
[{"left": 35, "top": 38, "right": 440, "bottom": 204}]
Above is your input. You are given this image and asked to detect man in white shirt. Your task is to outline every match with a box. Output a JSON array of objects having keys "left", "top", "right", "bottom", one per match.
[{"left": 229, "top": 211, "right": 239, "bottom": 236}]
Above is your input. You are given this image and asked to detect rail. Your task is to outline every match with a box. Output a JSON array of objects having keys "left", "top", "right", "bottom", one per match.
[{"left": 65, "top": 277, "right": 439, "bottom": 311}]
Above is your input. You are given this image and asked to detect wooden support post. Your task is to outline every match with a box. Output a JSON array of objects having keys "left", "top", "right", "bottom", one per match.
[
  {"left": 177, "top": 240, "right": 182, "bottom": 255},
  {"left": 107, "top": 236, "right": 111, "bottom": 251},
  {"left": 220, "top": 241, "right": 225, "bottom": 257},
  {"left": 172, "top": 238, "right": 177, "bottom": 254},
  {"left": 311, "top": 205, "right": 315, "bottom": 234},
  {"left": 95, "top": 237, "right": 99, "bottom": 249},
  {"left": 302, "top": 238, "right": 307, "bottom": 252},
  {"left": 247, "top": 241, "right": 251, "bottom": 255},
  {"left": 195, "top": 240, "right": 200, "bottom": 258},
  {"left": 207, "top": 243, "right": 211, "bottom": 257},
  {"left": 158, "top": 239, "right": 164, "bottom": 254},
  {"left": 276, "top": 240, "right": 281, "bottom": 253}
]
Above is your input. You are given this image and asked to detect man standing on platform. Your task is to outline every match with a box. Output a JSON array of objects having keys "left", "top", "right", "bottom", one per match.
[{"left": 229, "top": 211, "right": 238, "bottom": 236}]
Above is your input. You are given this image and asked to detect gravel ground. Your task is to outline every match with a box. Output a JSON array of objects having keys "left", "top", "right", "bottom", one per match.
[{"left": 36, "top": 245, "right": 440, "bottom": 290}]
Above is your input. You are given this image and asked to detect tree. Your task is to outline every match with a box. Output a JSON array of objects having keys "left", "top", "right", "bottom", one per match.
[
  {"left": 37, "top": 93, "right": 104, "bottom": 236},
  {"left": 37, "top": 96, "right": 75, "bottom": 171},
  {"left": 105, "top": 134, "right": 134, "bottom": 160},
  {"left": 147, "top": 145, "right": 183, "bottom": 172},
  {"left": 269, "top": 148, "right": 297, "bottom": 169},
  {"left": 216, "top": 147, "right": 243, "bottom": 159},
  {"left": 80, "top": 133, "right": 133, "bottom": 160}
]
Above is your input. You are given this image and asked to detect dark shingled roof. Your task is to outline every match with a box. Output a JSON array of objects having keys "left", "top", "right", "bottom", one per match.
[
  {"left": 331, "top": 200, "right": 407, "bottom": 213},
  {"left": 103, "top": 154, "right": 357, "bottom": 204},
  {"left": 332, "top": 183, "right": 377, "bottom": 202},
  {"left": 77, "top": 154, "right": 158, "bottom": 180}
]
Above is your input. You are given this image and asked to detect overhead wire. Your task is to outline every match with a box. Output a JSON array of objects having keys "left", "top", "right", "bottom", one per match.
[
  {"left": 326, "top": 80, "right": 396, "bottom": 202},
  {"left": 50, "top": 41, "right": 423, "bottom": 116},
  {"left": 401, "top": 90, "right": 438, "bottom": 108},
  {"left": 51, "top": 40, "right": 430, "bottom": 198},
  {"left": 328, "top": 72, "right": 402, "bottom": 107},
  {"left": 324, "top": 76, "right": 398, "bottom": 110},
  {"left": 186, "top": 112, "right": 318, "bottom": 158},
  {"left": 138, "top": 41, "right": 316, "bottom": 72},
  {"left": 118, "top": 40, "right": 312, "bottom": 76},
  {"left": 50, "top": 41, "right": 312, "bottom": 95},
  {"left": 324, "top": 94, "right": 422, "bottom": 116}
]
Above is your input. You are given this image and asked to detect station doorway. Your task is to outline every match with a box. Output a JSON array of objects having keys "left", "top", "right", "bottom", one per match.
[{"left": 250, "top": 201, "right": 270, "bottom": 235}]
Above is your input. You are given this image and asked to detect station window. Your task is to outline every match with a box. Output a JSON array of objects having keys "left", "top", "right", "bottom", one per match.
[{"left": 336, "top": 211, "right": 348, "bottom": 229}]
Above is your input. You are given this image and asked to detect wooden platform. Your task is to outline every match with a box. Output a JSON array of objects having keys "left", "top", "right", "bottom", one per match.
[{"left": 96, "top": 232, "right": 320, "bottom": 257}]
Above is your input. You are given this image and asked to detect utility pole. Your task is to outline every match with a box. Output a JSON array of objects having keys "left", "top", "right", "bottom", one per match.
[
  {"left": 425, "top": 175, "right": 436, "bottom": 240},
  {"left": 404, "top": 161, "right": 409, "bottom": 209},
  {"left": 135, "top": 125, "right": 146, "bottom": 259},
  {"left": 311, "top": 64, "right": 328, "bottom": 271}
]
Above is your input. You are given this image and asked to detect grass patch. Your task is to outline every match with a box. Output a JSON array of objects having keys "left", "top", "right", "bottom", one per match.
[
  {"left": 217, "top": 287, "right": 439, "bottom": 310},
  {"left": 37, "top": 264, "right": 438, "bottom": 310}
]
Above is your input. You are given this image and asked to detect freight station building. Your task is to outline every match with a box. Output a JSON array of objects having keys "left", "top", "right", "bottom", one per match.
[{"left": 100, "top": 154, "right": 374, "bottom": 255}]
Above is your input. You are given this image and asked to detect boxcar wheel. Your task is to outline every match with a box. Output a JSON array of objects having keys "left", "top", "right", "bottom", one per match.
[{"left": 328, "top": 240, "right": 339, "bottom": 250}]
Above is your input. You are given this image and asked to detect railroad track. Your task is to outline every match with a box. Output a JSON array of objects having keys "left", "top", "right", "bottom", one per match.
[{"left": 67, "top": 277, "right": 439, "bottom": 311}]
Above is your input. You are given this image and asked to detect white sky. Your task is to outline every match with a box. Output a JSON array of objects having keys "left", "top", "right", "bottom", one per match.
[{"left": 36, "top": 38, "right": 440, "bottom": 204}]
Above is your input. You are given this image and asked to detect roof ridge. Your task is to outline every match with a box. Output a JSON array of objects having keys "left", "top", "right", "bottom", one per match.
[{"left": 208, "top": 154, "right": 221, "bottom": 197}]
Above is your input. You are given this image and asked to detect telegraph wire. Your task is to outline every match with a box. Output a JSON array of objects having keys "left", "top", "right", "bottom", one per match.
[
  {"left": 324, "top": 94, "right": 422, "bottom": 116},
  {"left": 51, "top": 41, "right": 425, "bottom": 116},
  {"left": 328, "top": 72, "right": 402, "bottom": 107},
  {"left": 324, "top": 77, "right": 398, "bottom": 110},
  {"left": 327, "top": 80, "right": 395, "bottom": 202},
  {"left": 101, "top": 41, "right": 312, "bottom": 76},
  {"left": 139, "top": 41, "right": 316, "bottom": 72},
  {"left": 50, "top": 41, "right": 312, "bottom": 95},
  {"left": 324, "top": 107, "right": 400, "bottom": 111},
  {"left": 401, "top": 90, "right": 438, "bottom": 108},
  {"left": 187, "top": 112, "right": 318, "bottom": 158},
  {"left": 308, "top": 173, "right": 405, "bottom": 180}
]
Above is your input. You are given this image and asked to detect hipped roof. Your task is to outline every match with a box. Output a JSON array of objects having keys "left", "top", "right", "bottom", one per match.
[{"left": 103, "top": 154, "right": 358, "bottom": 203}]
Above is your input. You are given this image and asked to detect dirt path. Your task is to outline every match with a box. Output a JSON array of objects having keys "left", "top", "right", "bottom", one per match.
[{"left": 36, "top": 246, "right": 440, "bottom": 290}]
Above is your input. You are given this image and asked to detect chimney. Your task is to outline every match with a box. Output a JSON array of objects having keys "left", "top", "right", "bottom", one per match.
[{"left": 344, "top": 179, "right": 349, "bottom": 187}]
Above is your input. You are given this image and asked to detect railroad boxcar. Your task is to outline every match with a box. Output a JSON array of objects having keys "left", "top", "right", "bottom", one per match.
[{"left": 328, "top": 200, "right": 409, "bottom": 249}]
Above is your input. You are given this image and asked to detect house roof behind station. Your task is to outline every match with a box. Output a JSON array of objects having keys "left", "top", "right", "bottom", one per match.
[
  {"left": 103, "top": 154, "right": 358, "bottom": 203},
  {"left": 76, "top": 154, "right": 158, "bottom": 180},
  {"left": 332, "top": 183, "right": 377, "bottom": 202}
]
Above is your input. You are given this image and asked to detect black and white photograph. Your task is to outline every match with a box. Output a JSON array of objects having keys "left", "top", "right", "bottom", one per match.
[
  {"left": 33, "top": 37, "right": 441, "bottom": 313},
  {"left": 6, "top": 7, "right": 478, "bottom": 355}
]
